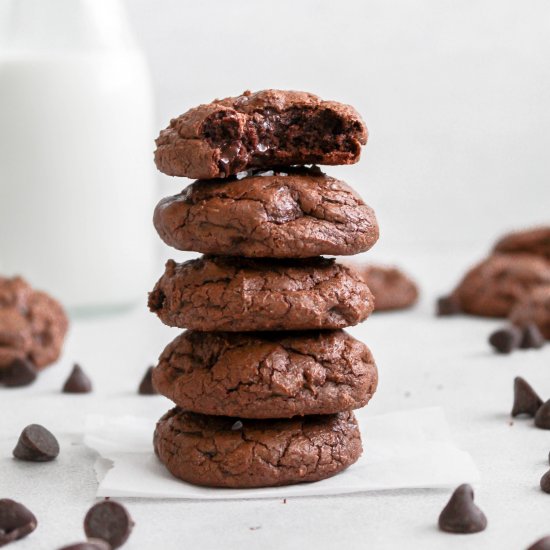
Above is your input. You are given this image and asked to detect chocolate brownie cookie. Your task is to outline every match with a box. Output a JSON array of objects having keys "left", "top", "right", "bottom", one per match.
[
  {"left": 355, "top": 264, "right": 418, "bottom": 312},
  {"left": 153, "top": 330, "right": 378, "bottom": 418},
  {"left": 451, "top": 254, "right": 550, "bottom": 317},
  {"left": 154, "top": 408, "right": 362, "bottom": 488},
  {"left": 494, "top": 226, "right": 550, "bottom": 261},
  {"left": 509, "top": 285, "right": 550, "bottom": 339},
  {"left": 0, "top": 276, "right": 68, "bottom": 370},
  {"left": 148, "top": 256, "right": 374, "bottom": 331},
  {"left": 154, "top": 90, "right": 368, "bottom": 179},
  {"left": 153, "top": 167, "right": 378, "bottom": 258}
]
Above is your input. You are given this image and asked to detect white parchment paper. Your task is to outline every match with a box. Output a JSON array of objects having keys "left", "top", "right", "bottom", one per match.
[{"left": 83, "top": 407, "right": 479, "bottom": 500}]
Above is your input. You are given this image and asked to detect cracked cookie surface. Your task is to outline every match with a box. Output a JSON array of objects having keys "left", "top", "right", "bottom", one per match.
[
  {"left": 153, "top": 330, "right": 378, "bottom": 418},
  {"left": 154, "top": 89, "right": 367, "bottom": 179},
  {"left": 153, "top": 167, "right": 378, "bottom": 258},
  {"left": 493, "top": 226, "right": 550, "bottom": 261},
  {"left": 148, "top": 256, "right": 374, "bottom": 331},
  {"left": 509, "top": 285, "right": 550, "bottom": 339},
  {"left": 0, "top": 276, "right": 68, "bottom": 370},
  {"left": 452, "top": 254, "right": 550, "bottom": 317},
  {"left": 154, "top": 408, "right": 362, "bottom": 488}
]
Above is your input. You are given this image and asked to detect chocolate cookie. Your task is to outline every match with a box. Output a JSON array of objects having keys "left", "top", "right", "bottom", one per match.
[
  {"left": 509, "top": 285, "right": 550, "bottom": 339},
  {"left": 493, "top": 226, "right": 550, "bottom": 261},
  {"left": 355, "top": 264, "right": 418, "bottom": 312},
  {"left": 0, "top": 276, "right": 68, "bottom": 371},
  {"left": 154, "top": 408, "right": 362, "bottom": 488},
  {"left": 148, "top": 256, "right": 374, "bottom": 331},
  {"left": 153, "top": 330, "right": 378, "bottom": 418},
  {"left": 154, "top": 89, "right": 368, "bottom": 179},
  {"left": 451, "top": 254, "right": 550, "bottom": 317},
  {"left": 153, "top": 167, "right": 379, "bottom": 258}
]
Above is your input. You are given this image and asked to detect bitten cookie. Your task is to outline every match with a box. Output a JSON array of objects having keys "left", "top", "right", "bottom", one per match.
[
  {"left": 355, "top": 264, "right": 418, "bottom": 312},
  {"left": 493, "top": 226, "right": 550, "bottom": 261},
  {"left": 452, "top": 254, "right": 550, "bottom": 317},
  {"left": 154, "top": 408, "right": 362, "bottom": 488},
  {"left": 0, "top": 276, "right": 68, "bottom": 370},
  {"left": 154, "top": 89, "right": 368, "bottom": 179},
  {"left": 148, "top": 256, "right": 374, "bottom": 332},
  {"left": 153, "top": 330, "right": 378, "bottom": 418},
  {"left": 153, "top": 167, "right": 379, "bottom": 258},
  {"left": 509, "top": 285, "right": 550, "bottom": 339}
]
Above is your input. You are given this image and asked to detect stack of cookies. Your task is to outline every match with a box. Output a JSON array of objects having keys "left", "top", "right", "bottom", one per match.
[{"left": 149, "top": 90, "right": 380, "bottom": 488}]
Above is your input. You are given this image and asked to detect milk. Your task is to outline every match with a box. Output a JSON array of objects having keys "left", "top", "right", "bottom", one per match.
[{"left": 0, "top": 0, "right": 156, "bottom": 314}]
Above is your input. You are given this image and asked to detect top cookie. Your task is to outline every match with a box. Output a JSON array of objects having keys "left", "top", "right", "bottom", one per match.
[
  {"left": 493, "top": 226, "right": 550, "bottom": 261},
  {"left": 0, "top": 276, "right": 68, "bottom": 370},
  {"left": 154, "top": 90, "right": 368, "bottom": 179}
]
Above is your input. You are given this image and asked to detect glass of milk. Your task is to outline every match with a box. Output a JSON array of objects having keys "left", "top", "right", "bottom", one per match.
[{"left": 0, "top": 0, "right": 156, "bottom": 315}]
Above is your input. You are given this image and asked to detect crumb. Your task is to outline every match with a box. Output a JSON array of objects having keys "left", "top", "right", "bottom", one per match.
[
  {"left": 509, "top": 420, "right": 514, "bottom": 426},
  {"left": 283, "top": 499, "right": 287, "bottom": 504},
  {"left": 249, "top": 526, "right": 261, "bottom": 531}
]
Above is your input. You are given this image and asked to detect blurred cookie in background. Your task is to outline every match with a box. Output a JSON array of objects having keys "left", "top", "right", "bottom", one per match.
[
  {"left": 349, "top": 263, "right": 419, "bottom": 312},
  {"left": 0, "top": 276, "right": 68, "bottom": 387},
  {"left": 493, "top": 226, "right": 550, "bottom": 261},
  {"left": 440, "top": 254, "right": 550, "bottom": 318},
  {"left": 509, "top": 285, "right": 550, "bottom": 340}
]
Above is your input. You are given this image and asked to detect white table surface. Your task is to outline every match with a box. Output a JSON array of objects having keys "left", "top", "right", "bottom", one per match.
[{"left": 2, "top": 248, "right": 550, "bottom": 550}]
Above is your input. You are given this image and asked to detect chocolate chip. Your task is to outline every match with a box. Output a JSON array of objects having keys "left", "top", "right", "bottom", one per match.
[
  {"left": 13, "top": 424, "right": 60, "bottom": 462},
  {"left": 436, "top": 295, "right": 461, "bottom": 316},
  {"left": 58, "top": 540, "right": 111, "bottom": 550},
  {"left": 512, "top": 377, "right": 543, "bottom": 417},
  {"left": 488, "top": 326, "right": 522, "bottom": 354},
  {"left": 438, "top": 484, "right": 487, "bottom": 534},
  {"left": 138, "top": 366, "right": 157, "bottom": 395},
  {"left": 231, "top": 421, "right": 243, "bottom": 431},
  {"left": 62, "top": 364, "right": 92, "bottom": 393},
  {"left": 535, "top": 400, "right": 550, "bottom": 430},
  {"left": 527, "top": 536, "right": 550, "bottom": 550},
  {"left": 0, "top": 358, "right": 37, "bottom": 387},
  {"left": 520, "top": 323, "right": 545, "bottom": 350},
  {"left": 84, "top": 501, "right": 134, "bottom": 549},
  {"left": 0, "top": 499, "right": 37, "bottom": 546},
  {"left": 541, "top": 470, "right": 550, "bottom": 493}
]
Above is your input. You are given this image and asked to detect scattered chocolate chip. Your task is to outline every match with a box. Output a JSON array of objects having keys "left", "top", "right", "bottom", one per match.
[
  {"left": 438, "top": 484, "right": 487, "bottom": 534},
  {"left": 527, "top": 536, "right": 550, "bottom": 550},
  {"left": 13, "top": 424, "right": 60, "bottom": 462},
  {"left": 58, "top": 540, "right": 111, "bottom": 550},
  {"left": 489, "top": 326, "right": 522, "bottom": 354},
  {"left": 138, "top": 366, "right": 157, "bottom": 395},
  {"left": 541, "top": 469, "right": 550, "bottom": 493},
  {"left": 0, "top": 498, "right": 37, "bottom": 546},
  {"left": 436, "top": 295, "right": 461, "bottom": 316},
  {"left": 535, "top": 400, "right": 550, "bottom": 430},
  {"left": 62, "top": 364, "right": 92, "bottom": 393},
  {"left": 512, "top": 377, "right": 544, "bottom": 417},
  {"left": 84, "top": 501, "right": 134, "bottom": 549},
  {"left": 231, "top": 421, "right": 243, "bottom": 431},
  {"left": 520, "top": 323, "right": 545, "bottom": 350},
  {"left": 0, "top": 359, "right": 37, "bottom": 387}
]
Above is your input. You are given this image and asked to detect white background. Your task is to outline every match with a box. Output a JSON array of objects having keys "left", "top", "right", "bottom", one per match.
[{"left": 126, "top": 0, "right": 550, "bottom": 251}]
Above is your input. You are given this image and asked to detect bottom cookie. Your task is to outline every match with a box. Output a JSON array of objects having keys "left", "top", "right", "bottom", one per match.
[{"left": 154, "top": 408, "right": 362, "bottom": 488}]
